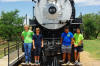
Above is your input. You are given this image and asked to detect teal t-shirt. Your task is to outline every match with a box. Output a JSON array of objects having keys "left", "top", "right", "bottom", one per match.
[{"left": 21, "top": 30, "right": 34, "bottom": 43}]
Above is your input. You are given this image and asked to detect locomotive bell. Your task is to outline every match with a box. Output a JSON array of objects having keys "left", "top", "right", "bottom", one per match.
[{"left": 34, "top": 0, "right": 72, "bottom": 29}]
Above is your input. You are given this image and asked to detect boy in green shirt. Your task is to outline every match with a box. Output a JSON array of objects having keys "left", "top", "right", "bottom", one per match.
[
  {"left": 21, "top": 25, "right": 34, "bottom": 64},
  {"left": 74, "top": 28, "right": 84, "bottom": 65}
]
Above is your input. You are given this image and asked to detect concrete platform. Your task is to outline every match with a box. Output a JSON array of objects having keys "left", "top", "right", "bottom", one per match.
[
  {"left": 0, "top": 49, "right": 24, "bottom": 66},
  {"left": 0, "top": 55, "right": 8, "bottom": 66},
  {"left": 20, "top": 63, "right": 40, "bottom": 66}
]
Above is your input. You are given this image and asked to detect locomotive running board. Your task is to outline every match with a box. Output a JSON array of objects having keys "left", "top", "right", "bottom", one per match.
[
  {"left": 70, "top": 18, "right": 83, "bottom": 25},
  {"left": 21, "top": 63, "right": 40, "bottom": 66},
  {"left": 61, "top": 63, "right": 82, "bottom": 66}
]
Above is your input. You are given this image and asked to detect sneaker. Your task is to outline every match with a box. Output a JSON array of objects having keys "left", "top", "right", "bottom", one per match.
[
  {"left": 61, "top": 60, "right": 67, "bottom": 66},
  {"left": 25, "top": 61, "right": 29, "bottom": 64},
  {"left": 38, "top": 62, "right": 40, "bottom": 65},
  {"left": 29, "top": 62, "right": 32, "bottom": 64},
  {"left": 36, "top": 62, "right": 38, "bottom": 64},
  {"left": 66, "top": 61, "right": 70, "bottom": 65},
  {"left": 62, "top": 63, "right": 67, "bottom": 66},
  {"left": 21, "top": 62, "right": 26, "bottom": 65},
  {"left": 74, "top": 60, "right": 78, "bottom": 65},
  {"left": 77, "top": 62, "right": 82, "bottom": 65}
]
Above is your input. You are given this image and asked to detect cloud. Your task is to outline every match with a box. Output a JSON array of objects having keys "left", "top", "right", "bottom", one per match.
[
  {"left": 75, "top": 0, "right": 100, "bottom": 6},
  {"left": 0, "top": 0, "right": 31, "bottom": 2},
  {"left": 75, "top": 0, "right": 87, "bottom": 3},
  {"left": 0, "top": 0, "right": 100, "bottom": 6}
]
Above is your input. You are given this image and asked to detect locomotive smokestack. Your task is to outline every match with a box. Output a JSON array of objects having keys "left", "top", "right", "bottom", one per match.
[{"left": 33, "top": 6, "right": 35, "bottom": 19}]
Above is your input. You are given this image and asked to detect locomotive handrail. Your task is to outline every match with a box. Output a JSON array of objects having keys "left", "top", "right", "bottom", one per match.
[
  {"left": 7, "top": 41, "right": 24, "bottom": 66},
  {"left": 42, "top": 23, "right": 66, "bottom": 25},
  {"left": 4, "top": 42, "right": 22, "bottom": 56}
]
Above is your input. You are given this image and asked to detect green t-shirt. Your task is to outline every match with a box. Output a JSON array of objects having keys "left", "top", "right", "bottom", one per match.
[
  {"left": 74, "top": 33, "right": 84, "bottom": 46},
  {"left": 21, "top": 30, "right": 34, "bottom": 43}
]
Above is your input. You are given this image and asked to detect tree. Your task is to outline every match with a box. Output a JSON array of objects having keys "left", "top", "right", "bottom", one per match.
[
  {"left": 0, "top": 10, "right": 24, "bottom": 40},
  {"left": 95, "top": 12, "right": 100, "bottom": 38},
  {"left": 82, "top": 12, "right": 100, "bottom": 39}
]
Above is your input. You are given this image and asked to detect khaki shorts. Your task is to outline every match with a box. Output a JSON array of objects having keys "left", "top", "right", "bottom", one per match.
[{"left": 61, "top": 45, "right": 71, "bottom": 53}]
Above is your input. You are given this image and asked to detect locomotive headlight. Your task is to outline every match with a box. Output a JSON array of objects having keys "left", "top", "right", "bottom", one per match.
[
  {"left": 48, "top": 6, "right": 57, "bottom": 14},
  {"left": 34, "top": 0, "right": 73, "bottom": 29}
]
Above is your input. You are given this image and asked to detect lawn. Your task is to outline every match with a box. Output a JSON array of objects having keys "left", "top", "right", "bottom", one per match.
[{"left": 84, "top": 39, "right": 100, "bottom": 59}]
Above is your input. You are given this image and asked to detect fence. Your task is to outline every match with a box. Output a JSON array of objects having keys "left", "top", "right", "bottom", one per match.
[
  {"left": 7, "top": 40, "right": 24, "bottom": 66},
  {"left": 0, "top": 41, "right": 8, "bottom": 58}
]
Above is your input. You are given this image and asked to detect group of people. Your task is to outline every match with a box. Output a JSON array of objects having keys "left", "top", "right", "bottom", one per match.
[
  {"left": 21, "top": 25, "right": 84, "bottom": 65},
  {"left": 21, "top": 25, "right": 43, "bottom": 64},
  {"left": 61, "top": 27, "right": 84, "bottom": 65}
]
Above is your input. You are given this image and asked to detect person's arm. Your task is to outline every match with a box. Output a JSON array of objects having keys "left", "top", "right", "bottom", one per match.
[
  {"left": 21, "top": 32, "right": 24, "bottom": 40},
  {"left": 71, "top": 38, "right": 74, "bottom": 47},
  {"left": 41, "top": 39, "right": 43, "bottom": 48},
  {"left": 71, "top": 32, "right": 74, "bottom": 47},
  {"left": 71, "top": 38, "right": 74, "bottom": 44},
  {"left": 60, "top": 37, "right": 63, "bottom": 45},
  {"left": 78, "top": 40, "right": 83, "bottom": 46},
  {"left": 33, "top": 40, "right": 35, "bottom": 49},
  {"left": 32, "top": 35, "right": 35, "bottom": 49},
  {"left": 21, "top": 36, "right": 24, "bottom": 40},
  {"left": 60, "top": 33, "right": 64, "bottom": 45}
]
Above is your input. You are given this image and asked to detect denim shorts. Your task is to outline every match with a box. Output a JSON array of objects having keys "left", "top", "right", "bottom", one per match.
[
  {"left": 74, "top": 46, "right": 83, "bottom": 52},
  {"left": 61, "top": 45, "right": 71, "bottom": 53}
]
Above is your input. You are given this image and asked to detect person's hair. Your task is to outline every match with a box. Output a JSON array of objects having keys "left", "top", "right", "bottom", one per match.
[
  {"left": 76, "top": 28, "right": 80, "bottom": 30},
  {"left": 29, "top": 26, "right": 32, "bottom": 30},
  {"left": 24, "top": 25, "right": 29, "bottom": 28},
  {"left": 76, "top": 28, "right": 82, "bottom": 33},
  {"left": 36, "top": 27, "right": 40, "bottom": 31},
  {"left": 64, "top": 26, "right": 69, "bottom": 30}
]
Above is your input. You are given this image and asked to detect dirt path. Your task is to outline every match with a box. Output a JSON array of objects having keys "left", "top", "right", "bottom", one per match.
[{"left": 80, "top": 51, "right": 100, "bottom": 66}]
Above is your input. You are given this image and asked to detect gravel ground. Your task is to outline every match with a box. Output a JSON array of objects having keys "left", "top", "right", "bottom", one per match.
[{"left": 80, "top": 51, "right": 100, "bottom": 66}]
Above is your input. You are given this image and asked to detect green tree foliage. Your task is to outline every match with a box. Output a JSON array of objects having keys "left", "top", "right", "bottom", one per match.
[
  {"left": 0, "top": 10, "right": 24, "bottom": 40},
  {"left": 82, "top": 12, "right": 100, "bottom": 39}
]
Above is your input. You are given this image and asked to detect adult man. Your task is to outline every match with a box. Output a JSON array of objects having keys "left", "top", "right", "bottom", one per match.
[
  {"left": 74, "top": 28, "right": 84, "bottom": 65},
  {"left": 21, "top": 25, "right": 34, "bottom": 64},
  {"left": 33, "top": 28, "right": 43, "bottom": 64},
  {"left": 61, "top": 27, "right": 74, "bottom": 65}
]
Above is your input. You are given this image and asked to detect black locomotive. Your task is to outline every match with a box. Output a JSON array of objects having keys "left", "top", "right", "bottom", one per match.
[{"left": 29, "top": 0, "right": 83, "bottom": 66}]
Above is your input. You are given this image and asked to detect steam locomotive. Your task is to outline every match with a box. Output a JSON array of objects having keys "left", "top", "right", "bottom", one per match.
[{"left": 29, "top": 0, "right": 83, "bottom": 66}]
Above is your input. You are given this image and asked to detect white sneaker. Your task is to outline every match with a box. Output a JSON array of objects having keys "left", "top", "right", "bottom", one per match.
[
  {"left": 66, "top": 61, "right": 70, "bottom": 65},
  {"left": 74, "top": 60, "right": 78, "bottom": 65},
  {"left": 25, "top": 61, "right": 29, "bottom": 64},
  {"left": 77, "top": 62, "right": 82, "bottom": 65},
  {"left": 29, "top": 62, "right": 32, "bottom": 64},
  {"left": 62, "top": 63, "right": 67, "bottom": 66}
]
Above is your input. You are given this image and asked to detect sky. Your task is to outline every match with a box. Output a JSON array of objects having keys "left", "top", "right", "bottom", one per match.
[{"left": 0, "top": 0, "right": 100, "bottom": 23}]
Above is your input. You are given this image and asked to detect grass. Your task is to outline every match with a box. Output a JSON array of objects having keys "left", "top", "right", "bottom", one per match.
[
  {"left": 0, "top": 41, "right": 22, "bottom": 59},
  {"left": 98, "top": 33, "right": 100, "bottom": 37},
  {"left": 0, "top": 37, "right": 100, "bottom": 60},
  {"left": 84, "top": 39, "right": 100, "bottom": 59},
  {"left": 0, "top": 42, "right": 15, "bottom": 58}
]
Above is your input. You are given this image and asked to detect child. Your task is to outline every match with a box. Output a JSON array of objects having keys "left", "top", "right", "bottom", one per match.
[
  {"left": 33, "top": 28, "right": 43, "bottom": 64},
  {"left": 61, "top": 27, "right": 74, "bottom": 65},
  {"left": 74, "top": 28, "right": 84, "bottom": 65}
]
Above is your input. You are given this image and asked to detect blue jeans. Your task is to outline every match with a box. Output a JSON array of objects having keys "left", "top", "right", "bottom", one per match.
[{"left": 24, "top": 43, "right": 32, "bottom": 62}]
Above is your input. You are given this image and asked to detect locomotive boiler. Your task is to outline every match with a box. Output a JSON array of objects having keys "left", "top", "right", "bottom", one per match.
[{"left": 30, "top": 0, "right": 83, "bottom": 65}]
